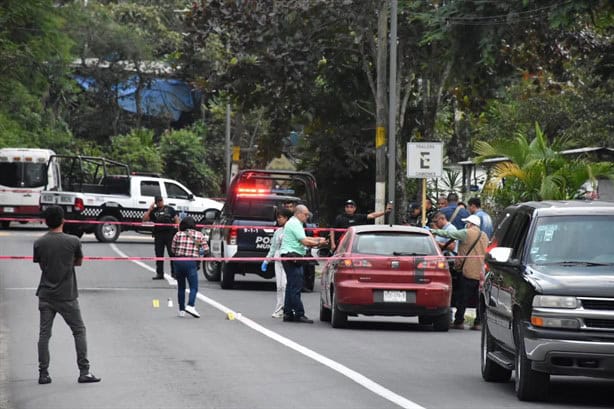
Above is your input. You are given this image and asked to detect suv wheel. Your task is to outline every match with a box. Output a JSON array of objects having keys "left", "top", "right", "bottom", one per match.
[
  {"left": 220, "top": 262, "right": 235, "bottom": 289},
  {"left": 203, "top": 261, "right": 221, "bottom": 281},
  {"left": 514, "top": 321, "right": 549, "bottom": 401},
  {"left": 481, "top": 319, "right": 512, "bottom": 382},
  {"left": 330, "top": 291, "right": 347, "bottom": 328}
]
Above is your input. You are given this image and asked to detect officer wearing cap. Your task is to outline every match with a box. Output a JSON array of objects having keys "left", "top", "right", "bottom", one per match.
[
  {"left": 330, "top": 199, "right": 392, "bottom": 251},
  {"left": 143, "top": 195, "right": 179, "bottom": 280}
]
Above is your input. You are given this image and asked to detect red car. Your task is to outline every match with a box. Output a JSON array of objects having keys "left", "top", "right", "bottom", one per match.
[{"left": 319, "top": 225, "right": 452, "bottom": 330}]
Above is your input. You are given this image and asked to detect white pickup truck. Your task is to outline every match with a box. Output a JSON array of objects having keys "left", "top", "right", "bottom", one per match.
[{"left": 39, "top": 155, "right": 222, "bottom": 242}]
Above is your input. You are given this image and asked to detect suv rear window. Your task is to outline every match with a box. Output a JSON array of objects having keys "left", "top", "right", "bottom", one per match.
[
  {"left": 528, "top": 215, "right": 614, "bottom": 265},
  {"left": 353, "top": 232, "right": 437, "bottom": 256},
  {"left": 231, "top": 197, "right": 293, "bottom": 220}
]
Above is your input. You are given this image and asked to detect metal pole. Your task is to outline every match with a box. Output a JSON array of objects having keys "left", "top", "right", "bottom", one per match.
[
  {"left": 387, "top": 0, "right": 398, "bottom": 221},
  {"left": 225, "top": 103, "right": 231, "bottom": 192}
]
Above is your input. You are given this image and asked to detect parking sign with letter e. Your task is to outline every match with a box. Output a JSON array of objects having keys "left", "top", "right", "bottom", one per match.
[{"left": 406, "top": 142, "right": 443, "bottom": 179}]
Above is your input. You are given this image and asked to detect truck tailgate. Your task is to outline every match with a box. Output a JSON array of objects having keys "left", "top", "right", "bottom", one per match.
[{"left": 234, "top": 220, "right": 277, "bottom": 253}]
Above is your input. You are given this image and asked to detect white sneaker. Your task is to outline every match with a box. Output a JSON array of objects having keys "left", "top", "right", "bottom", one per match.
[
  {"left": 185, "top": 305, "right": 200, "bottom": 318},
  {"left": 271, "top": 310, "right": 283, "bottom": 318},
  {"left": 178, "top": 310, "right": 186, "bottom": 317}
]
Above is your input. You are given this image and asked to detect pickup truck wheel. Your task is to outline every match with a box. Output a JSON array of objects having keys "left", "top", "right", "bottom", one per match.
[
  {"left": 220, "top": 262, "right": 235, "bottom": 289},
  {"left": 95, "top": 215, "right": 120, "bottom": 242},
  {"left": 330, "top": 291, "right": 347, "bottom": 328},
  {"left": 319, "top": 297, "right": 331, "bottom": 322},
  {"left": 514, "top": 321, "right": 549, "bottom": 401},
  {"left": 203, "top": 261, "right": 221, "bottom": 281},
  {"left": 481, "top": 319, "right": 512, "bottom": 382},
  {"left": 432, "top": 313, "right": 450, "bottom": 332}
]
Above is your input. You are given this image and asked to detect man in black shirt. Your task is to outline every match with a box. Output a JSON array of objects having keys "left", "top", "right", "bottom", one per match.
[
  {"left": 33, "top": 205, "right": 100, "bottom": 384},
  {"left": 143, "top": 196, "right": 179, "bottom": 280},
  {"left": 330, "top": 199, "right": 392, "bottom": 251}
]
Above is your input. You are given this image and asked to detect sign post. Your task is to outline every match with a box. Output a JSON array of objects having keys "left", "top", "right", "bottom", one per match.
[{"left": 407, "top": 142, "right": 443, "bottom": 226}]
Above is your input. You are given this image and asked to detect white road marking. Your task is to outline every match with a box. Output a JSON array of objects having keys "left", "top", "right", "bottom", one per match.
[{"left": 110, "top": 243, "right": 426, "bottom": 409}]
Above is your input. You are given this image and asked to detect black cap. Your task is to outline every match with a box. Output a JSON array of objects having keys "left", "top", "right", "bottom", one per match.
[
  {"left": 154, "top": 195, "right": 163, "bottom": 202},
  {"left": 345, "top": 199, "right": 356, "bottom": 206}
]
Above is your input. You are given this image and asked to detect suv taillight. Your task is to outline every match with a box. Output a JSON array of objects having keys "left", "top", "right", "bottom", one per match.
[
  {"left": 74, "top": 198, "right": 84, "bottom": 212},
  {"left": 228, "top": 226, "right": 237, "bottom": 245}
]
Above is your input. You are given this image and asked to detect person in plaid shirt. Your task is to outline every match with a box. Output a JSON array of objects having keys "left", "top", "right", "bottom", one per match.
[{"left": 171, "top": 216, "right": 208, "bottom": 318}]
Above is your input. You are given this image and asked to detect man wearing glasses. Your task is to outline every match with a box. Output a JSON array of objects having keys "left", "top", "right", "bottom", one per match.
[{"left": 279, "top": 205, "right": 327, "bottom": 323}]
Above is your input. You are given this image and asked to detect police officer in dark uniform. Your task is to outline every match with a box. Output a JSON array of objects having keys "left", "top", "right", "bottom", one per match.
[
  {"left": 143, "top": 196, "right": 179, "bottom": 280},
  {"left": 330, "top": 199, "right": 392, "bottom": 251}
]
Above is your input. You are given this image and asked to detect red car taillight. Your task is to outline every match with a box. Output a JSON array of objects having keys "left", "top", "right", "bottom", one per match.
[
  {"left": 342, "top": 258, "right": 372, "bottom": 268},
  {"left": 74, "top": 198, "right": 84, "bottom": 212},
  {"left": 416, "top": 257, "right": 447, "bottom": 270},
  {"left": 228, "top": 226, "right": 237, "bottom": 245}
]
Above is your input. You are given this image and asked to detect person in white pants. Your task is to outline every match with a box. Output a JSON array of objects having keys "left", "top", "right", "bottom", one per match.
[{"left": 261, "top": 207, "right": 293, "bottom": 318}]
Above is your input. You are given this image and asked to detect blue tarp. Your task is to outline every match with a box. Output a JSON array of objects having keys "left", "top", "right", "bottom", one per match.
[{"left": 74, "top": 75, "right": 197, "bottom": 121}]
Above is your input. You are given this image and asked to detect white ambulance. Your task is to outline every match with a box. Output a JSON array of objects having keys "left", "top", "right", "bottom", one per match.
[{"left": 0, "top": 148, "right": 59, "bottom": 228}]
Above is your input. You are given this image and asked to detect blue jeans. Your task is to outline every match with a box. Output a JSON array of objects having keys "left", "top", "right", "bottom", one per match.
[
  {"left": 174, "top": 260, "right": 199, "bottom": 309},
  {"left": 282, "top": 261, "right": 304, "bottom": 318}
]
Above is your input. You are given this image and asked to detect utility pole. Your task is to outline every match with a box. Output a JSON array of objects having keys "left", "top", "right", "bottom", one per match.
[
  {"left": 387, "top": 0, "right": 398, "bottom": 223},
  {"left": 225, "top": 103, "right": 231, "bottom": 192},
  {"left": 374, "top": 0, "right": 388, "bottom": 224}
]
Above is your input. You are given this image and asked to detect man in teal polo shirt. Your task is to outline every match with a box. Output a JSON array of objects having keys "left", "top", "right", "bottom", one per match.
[{"left": 280, "top": 204, "right": 327, "bottom": 323}]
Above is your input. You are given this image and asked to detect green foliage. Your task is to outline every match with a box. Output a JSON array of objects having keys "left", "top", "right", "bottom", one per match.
[
  {"left": 476, "top": 123, "right": 614, "bottom": 208},
  {"left": 0, "top": 0, "right": 74, "bottom": 150},
  {"left": 159, "top": 129, "right": 221, "bottom": 198},
  {"left": 109, "top": 128, "right": 162, "bottom": 173}
]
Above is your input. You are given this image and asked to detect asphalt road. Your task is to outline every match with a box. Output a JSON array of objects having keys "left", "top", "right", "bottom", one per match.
[{"left": 1, "top": 227, "right": 613, "bottom": 409}]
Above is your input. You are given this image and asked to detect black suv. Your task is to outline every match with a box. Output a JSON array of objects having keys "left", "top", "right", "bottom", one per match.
[
  {"left": 480, "top": 201, "right": 614, "bottom": 401},
  {"left": 204, "top": 169, "right": 321, "bottom": 290}
]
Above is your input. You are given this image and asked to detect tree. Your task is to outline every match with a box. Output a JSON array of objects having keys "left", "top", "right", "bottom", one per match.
[
  {"left": 159, "top": 128, "right": 221, "bottom": 197},
  {"left": 0, "top": 0, "right": 74, "bottom": 149},
  {"left": 475, "top": 123, "right": 614, "bottom": 209},
  {"left": 109, "top": 128, "right": 163, "bottom": 173}
]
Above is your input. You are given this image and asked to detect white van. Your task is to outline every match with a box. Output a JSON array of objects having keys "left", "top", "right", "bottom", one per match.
[{"left": 0, "top": 148, "right": 59, "bottom": 228}]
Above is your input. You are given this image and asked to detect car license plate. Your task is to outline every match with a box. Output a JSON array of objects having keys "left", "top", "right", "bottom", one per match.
[
  {"left": 383, "top": 290, "right": 406, "bottom": 302},
  {"left": 3, "top": 207, "right": 14, "bottom": 213}
]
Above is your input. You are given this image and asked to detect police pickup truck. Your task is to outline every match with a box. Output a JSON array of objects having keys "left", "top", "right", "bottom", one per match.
[
  {"left": 39, "top": 155, "right": 222, "bottom": 242},
  {"left": 204, "top": 169, "right": 321, "bottom": 290}
]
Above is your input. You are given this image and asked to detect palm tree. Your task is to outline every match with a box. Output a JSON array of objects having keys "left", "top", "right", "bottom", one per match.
[{"left": 474, "top": 123, "right": 614, "bottom": 207}]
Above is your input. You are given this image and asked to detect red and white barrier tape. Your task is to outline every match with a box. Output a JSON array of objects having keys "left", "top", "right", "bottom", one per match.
[
  {"left": 0, "top": 254, "right": 485, "bottom": 262},
  {"left": 0, "top": 216, "right": 343, "bottom": 232}
]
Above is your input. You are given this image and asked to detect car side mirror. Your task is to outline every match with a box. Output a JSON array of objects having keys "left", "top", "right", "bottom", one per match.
[
  {"left": 488, "top": 247, "right": 513, "bottom": 263},
  {"left": 188, "top": 193, "right": 194, "bottom": 200},
  {"left": 486, "top": 247, "right": 521, "bottom": 270},
  {"left": 203, "top": 208, "right": 220, "bottom": 224}
]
